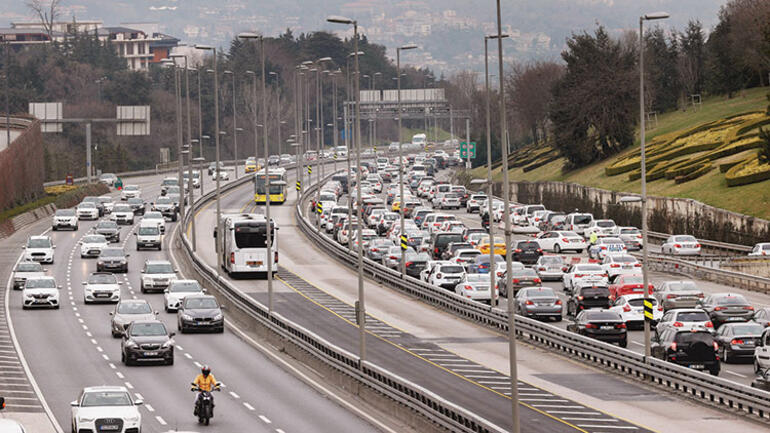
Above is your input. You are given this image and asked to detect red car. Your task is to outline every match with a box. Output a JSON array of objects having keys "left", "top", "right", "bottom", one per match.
[{"left": 608, "top": 274, "right": 654, "bottom": 300}]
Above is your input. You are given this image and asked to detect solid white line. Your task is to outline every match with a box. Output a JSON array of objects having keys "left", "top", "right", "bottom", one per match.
[
  {"left": 547, "top": 411, "right": 602, "bottom": 415},
  {"left": 631, "top": 341, "right": 645, "bottom": 347},
  {"left": 532, "top": 405, "right": 586, "bottom": 408},
  {"left": 724, "top": 370, "right": 747, "bottom": 378},
  {"left": 259, "top": 415, "right": 271, "bottom": 424},
  {"left": 520, "top": 398, "right": 569, "bottom": 402},
  {"left": 564, "top": 417, "right": 618, "bottom": 422},
  {"left": 243, "top": 402, "right": 255, "bottom": 411},
  {"left": 576, "top": 426, "right": 637, "bottom": 430}
]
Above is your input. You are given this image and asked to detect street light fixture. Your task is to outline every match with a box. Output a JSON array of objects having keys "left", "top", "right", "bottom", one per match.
[
  {"left": 223, "top": 70, "right": 240, "bottom": 179},
  {"left": 396, "top": 43, "right": 417, "bottom": 277}
]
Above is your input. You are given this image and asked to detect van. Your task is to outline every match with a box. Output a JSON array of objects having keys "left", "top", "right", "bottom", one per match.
[
  {"left": 331, "top": 174, "right": 349, "bottom": 193},
  {"left": 565, "top": 213, "right": 594, "bottom": 235},
  {"left": 135, "top": 222, "right": 162, "bottom": 251}
]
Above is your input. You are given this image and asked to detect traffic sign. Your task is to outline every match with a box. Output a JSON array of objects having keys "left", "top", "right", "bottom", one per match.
[{"left": 460, "top": 141, "right": 476, "bottom": 159}]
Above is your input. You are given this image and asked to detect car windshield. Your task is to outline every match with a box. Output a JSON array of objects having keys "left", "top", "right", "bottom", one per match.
[
  {"left": 580, "top": 286, "right": 609, "bottom": 297},
  {"left": 145, "top": 263, "right": 173, "bottom": 274},
  {"left": 100, "top": 249, "right": 124, "bottom": 258},
  {"left": 97, "top": 222, "right": 118, "bottom": 229},
  {"left": 114, "top": 205, "right": 132, "bottom": 212},
  {"left": 27, "top": 238, "right": 51, "bottom": 248},
  {"left": 129, "top": 322, "right": 167, "bottom": 337},
  {"left": 81, "top": 391, "right": 132, "bottom": 407},
  {"left": 117, "top": 302, "right": 152, "bottom": 314},
  {"left": 729, "top": 324, "right": 764, "bottom": 334},
  {"left": 156, "top": 197, "right": 172, "bottom": 204},
  {"left": 78, "top": 202, "right": 96, "bottom": 208},
  {"left": 16, "top": 262, "right": 43, "bottom": 272},
  {"left": 621, "top": 228, "right": 640, "bottom": 234},
  {"left": 138, "top": 226, "right": 159, "bottom": 236},
  {"left": 88, "top": 274, "right": 116, "bottom": 284},
  {"left": 714, "top": 295, "right": 749, "bottom": 305},
  {"left": 540, "top": 256, "right": 563, "bottom": 265},
  {"left": 185, "top": 298, "right": 219, "bottom": 309},
  {"left": 517, "top": 242, "right": 539, "bottom": 250},
  {"left": 576, "top": 265, "right": 603, "bottom": 272},
  {"left": 465, "top": 274, "right": 489, "bottom": 283},
  {"left": 613, "top": 256, "right": 637, "bottom": 263},
  {"left": 25, "top": 278, "right": 56, "bottom": 289},
  {"left": 676, "top": 311, "right": 710, "bottom": 321},
  {"left": 124, "top": 185, "right": 139, "bottom": 191},
  {"left": 56, "top": 209, "right": 75, "bottom": 216},
  {"left": 675, "top": 331, "right": 714, "bottom": 345},
  {"left": 665, "top": 281, "right": 698, "bottom": 291},
  {"left": 526, "top": 288, "right": 556, "bottom": 298},
  {"left": 440, "top": 265, "right": 464, "bottom": 273},
  {"left": 513, "top": 269, "right": 538, "bottom": 278},
  {"left": 572, "top": 215, "right": 592, "bottom": 224},
  {"left": 597, "top": 221, "right": 615, "bottom": 227},
  {"left": 83, "top": 235, "right": 106, "bottom": 244},
  {"left": 586, "top": 311, "right": 619, "bottom": 320},
  {"left": 628, "top": 298, "right": 656, "bottom": 307},
  {"left": 170, "top": 281, "right": 201, "bottom": 293},
  {"left": 762, "top": 244, "right": 770, "bottom": 251},
  {"left": 144, "top": 212, "right": 163, "bottom": 219},
  {"left": 674, "top": 236, "right": 697, "bottom": 242}
]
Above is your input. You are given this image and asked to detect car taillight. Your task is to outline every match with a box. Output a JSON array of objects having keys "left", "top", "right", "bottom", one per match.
[
  {"left": 634, "top": 263, "right": 641, "bottom": 267},
  {"left": 698, "top": 293, "right": 704, "bottom": 298},
  {"left": 673, "top": 321, "right": 683, "bottom": 327},
  {"left": 615, "top": 323, "right": 626, "bottom": 329},
  {"left": 562, "top": 238, "right": 569, "bottom": 243},
  {"left": 585, "top": 323, "right": 597, "bottom": 329},
  {"left": 230, "top": 252, "right": 235, "bottom": 264},
  {"left": 600, "top": 246, "right": 607, "bottom": 250},
  {"left": 674, "top": 244, "right": 682, "bottom": 248},
  {"left": 512, "top": 279, "right": 520, "bottom": 284},
  {"left": 275, "top": 251, "right": 279, "bottom": 264},
  {"left": 434, "top": 247, "right": 439, "bottom": 253},
  {"left": 561, "top": 267, "right": 568, "bottom": 271},
  {"left": 622, "top": 305, "right": 631, "bottom": 312},
  {"left": 575, "top": 274, "right": 584, "bottom": 278},
  {"left": 610, "top": 264, "right": 620, "bottom": 268},
  {"left": 666, "top": 294, "right": 676, "bottom": 299},
  {"left": 745, "top": 306, "right": 755, "bottom": 310},
  {"left": 555, "top": 299, "right": 562, "bottom": 305},
  {"left": 538, "top": 267, "right": 546, "bottom": 271},
  {"left": 463, "top": 285, "right": 474, "bottom": 291},
  {"left": 480, "top": 264, "right": 488, "bottom": 269},
  {"left": 514, "top": 249, "right": 522, "bottom": 253},
  {"left": 731, "top": 339, "right": 744, "bottom": 345},
  {"left": 405, "top": 262, "right": 413, "bottom": 267},
  {"left": 705, "top": 321, "right": 714, "bottom": 328},
  {"left": 525, "top": 300, "right": 534, "bottom": 305},
  {"left": 389, "top": 256, "right": 397, "bottom": 260},
  {"left": 577, "top": 295, "right": 584, "bottom": 301},
  {"left": 537, "top": 249, "right": 543, "bottom": 253},
  {"left": 695, "top": 244, "right": 701, "bottom": 248},
  {"left": 637, "top": 234, "right": 643, "bottom": 239},
  {"left": 496, "top": 271, "right": 504, "bottom": 277},
  {"left": 714, "top": 306, "right": 725, "bottom": 311},
  {"left": 533, "top": 278, "right": 541, "bottom": 283}
]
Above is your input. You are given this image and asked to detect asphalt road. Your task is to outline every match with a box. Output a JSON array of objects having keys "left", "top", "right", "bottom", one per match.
[{"left": 6, "top": 168, "right": 378, "bottom": 433}]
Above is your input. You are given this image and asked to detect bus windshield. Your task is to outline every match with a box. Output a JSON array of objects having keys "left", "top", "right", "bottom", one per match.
[{"left": 234, "top": 223, "right": 275, "bottom": 248}]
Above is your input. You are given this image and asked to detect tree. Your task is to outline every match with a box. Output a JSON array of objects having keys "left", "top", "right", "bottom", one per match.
[
  {"left": 644, "top": 27, "right": 680, "bottom": 113},
  {"left": 759, "top": 127, "right": 770, "bottom": 163},
  {"left": 705, "top": 17, "right": 747, "bottom": 97},
  {"left": 507, "top": 61, "right": 563, "bottom": 143},
  {"left": 677, "top": 20, "right": 706, "bottom": 102},
  {"left": 549, "top": 27, "right": 637, "bottom": 168},
  {"left": 25, "top": 0, "right": 62, "bottom": 39},
  {"left": 721, "top": 0, "right": 770, "bottom": 86}
]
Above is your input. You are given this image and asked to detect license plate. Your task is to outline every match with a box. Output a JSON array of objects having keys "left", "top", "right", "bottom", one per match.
[
  {"left": 100, "top": 426, "right": 119, "bottom": 431},
  {"left": 728, "top": 317, "right": 743, "bottom": 321},
  {"left": 688, "top": 364, "right": 704, "bottom": 369},
  {"left": 247, "top": 261, "right": 263, "bottom": 267},
  {"left": 622, "top": 265, "right": 632, "bottom": 269},
  {"left": 600, "top": 325, "right": 614, "bottom": 330},
  {"left": 96, "top": 293, "right": 109, "bottom": 298},
  {"left": 144, "top": 351, "right": 158, "bottom": 356}
]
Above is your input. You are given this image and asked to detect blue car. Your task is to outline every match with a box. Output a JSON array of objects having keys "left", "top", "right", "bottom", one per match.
[{"left": 469, "top": 254, "right": 504, "bottom": 274}]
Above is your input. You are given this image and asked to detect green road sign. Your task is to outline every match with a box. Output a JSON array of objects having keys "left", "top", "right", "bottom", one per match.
[{"left": 460, "top": 141, "right": 477, "bottom": 159}]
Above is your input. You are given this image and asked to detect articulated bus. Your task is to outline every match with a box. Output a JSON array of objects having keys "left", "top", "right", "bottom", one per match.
[
  {"left": 254, "top": 167, "right": 287, "bottom": 204},
  {"left": 216, "top": 213, "right": 278, "bottom": 276}
]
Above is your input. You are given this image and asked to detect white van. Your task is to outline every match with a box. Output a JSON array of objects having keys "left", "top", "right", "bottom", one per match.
[
  {"left": 565, "top": 212, "right": 594, "bottom": 235},
  {"left": 135, "top": 222, "right": 162, "bottom": 251}
]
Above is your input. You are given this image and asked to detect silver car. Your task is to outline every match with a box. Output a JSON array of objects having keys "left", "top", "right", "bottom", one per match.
[
  {"left": 514, "top": 286, "right": 563, "bottom": 321},
  {"left": 654, "top": 280, "right": 703, "bottom": 311},
  {"left": 12, "top": 261, "right": 46, "bottom": 290},
  {"left": 110, "top": 299, "right": 157, "bottom": 337},
  {"left": 534, "top": 256, "right": 567, "bottom": 281}
]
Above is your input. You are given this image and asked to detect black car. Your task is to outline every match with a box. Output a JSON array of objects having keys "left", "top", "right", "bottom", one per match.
[
  {"left": 404, "top": 252, "right": 430, "bottom": 278},
  {"left": 567, "top": 285, "right": 611, "bottom": 316},
  {"left": 153, "top": 196, "right": 178, "bottom": 221},
  {"left": 430, "top": 232, "right": 464, "bottom": 260},
  {"left": 652, "top": 329, "right": 720, "bottom": 375},
  {"left": 177, "top": 295, "right": 224, "bottom": 333},
  {"left": 699, "top": 293, "right": 754, "bottom": 328},
  {"left": 567, "top": 309, "right": 627, "bottom": 347},
  {"left": 81, "top": 196, "right": 105, "bottom": 216},
  {"left": 713, "top": 322, "right": 764, "bottom": 363},
  {"left": 121, "top": 320, "right": 175, "bottom": 365},
  {"left": 126, "top": 197, "right": 146, "bottom": 216},
  {"left": 511, "top": 241, "right": 543, "bottom": 265},
  {"left": 97, "top": 247, "right": 129, "bottom": 273},
  {"left": 93, "top": 221, "right": 121, "bottom": 243}
]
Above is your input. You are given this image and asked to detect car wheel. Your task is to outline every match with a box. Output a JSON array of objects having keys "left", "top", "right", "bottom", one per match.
[
  {"left": 111, "top": 330, "right": 120, "bottom": 338},
  {"left": 755, "top": 360, "right": 761, "bottom": 374},
  {"left": 619, "top": 339, "right": 628, "bottom": 348},
  {"left": 709, "top": 366, "right": 720, "bottom": 376},
  {"left": 554, "top": 244, "right": 561, "bottom": 254},
  {"left": 722, "top": 347, "right": 729, "bottom": 364},
  {"left": 167, "top": 354, "right": 174, "bottom": 366},
  {"left": 52, "top": 226, "right": 57, "bottom": 231}
]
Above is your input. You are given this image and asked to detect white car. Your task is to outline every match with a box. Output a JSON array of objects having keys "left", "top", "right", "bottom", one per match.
[
  {"left": 164, "top": 279, "right": 205, "bottom": 312},
  {"left": 600, "top": 254, "right": 641, "bottom": 280},
  {"left": 562, "top": 263, "right": 608, "bottom": 292},
  {"left": 610, "top": 294, "right": 662, "bottom": 329},
  {"left": 535, "top": 231, "right": 587, "bottom": 253},
  {"left": 79, "top": 234, "right": 109, "bottom": 258},
  {"left": 661, "top": 235, "right": 701, "bottom": 256},
  {"left": 217, "top": 170, "right": 231, "bottom": 180},
  {"left": 141, "top": 211, "right": 167, "bottom": 234},
  {"left": 140, "top": 260, "right": 178, "bottom": 293},
  {"left": 71, "top": 386, "right": 142, "bottom": 433},
  {"left": 466, "top": 194, "right": 487, "bottom": 213},
  {"left": 98, "top": 195, "right": 115, "bottom": 214},
  {"left": 429, "top": 263, "right": 466, "bottom": 289},
  {"left": 82, "top": 272, "right": 121, "bottom": 304},
  {"left": 755, "top": 328, "right": 770, "bottom": 374},
  {"left": 99, "top": 172, "right": 118, "bottom": 186},
  {"left": 22, "top": 276, "right": 60, "bottom": 309},
  {"left": 135, "top": 223, "right": 162, "bottom": 251},
  {"left": 52, "top": 208, "right": 79, "bottom": 230},
  {"left": 588, "top": 237, "right": 627, "bottom": 260},
  {"left": 23, "top": 235, "right": 55, "bottom": 264},
  {"left": 455, "top": 273, "right": 496, "bottom": 302},
  {"left": 76, "top": 202, "right": 100, "bottom": 220},
  {"left": 121, "top": 184, "right": 141, "bottom": 200},
  {"left": 584, "top": 219, "right": 618, "bottom": 238},
  {"left": 435, "top": 192, "right": 461, "bottom": 210},
  {"left": 12, "top": 261, "right": 46, "bottom": 290},
  {"left": 451, "top": 248, "right": 482, "bottom": 266},
  {"left": 564, "top": 212, "right": 594, "bottom": 235},
  {"left": 617, "top": 226, "right": 643, "bottom": 251},
  {"left": 534, "top": 255, "right": 568, "bottom": 281},
  {"left": 749, "top": 242, "right": 770, "bottom": 256},
  {"left": 655, "top": 308, "right": 714, "bottom": 336},
  {"left": 110, "top": 203, "right": 135, "bottom": 225}
]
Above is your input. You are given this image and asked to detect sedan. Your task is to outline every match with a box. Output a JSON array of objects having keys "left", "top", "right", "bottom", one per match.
[
  {"left": 121, "top": 320, "right": 174, "bottom": 365},
  {"left": 12, "top": 261, "right": 46, "bottom": 290},
  {"left": 749, "top": 242, "right": 770, "bottom": 256},
  {"left": 71, "top": 386, "right": 143, "bottom": 433},
  {"left": 714, "top": 322, "right": 765, "bottom": 363},
  {"left": 382, "top": 246, "right": 410, "bottom": 269},
  {"left": 533, "top": 256, "right": 568, "bottom": 281},
  {"left": 178, "top": 295, "right": 225, "bottom": 333},
  {"left": 466, "top": 194, "right": 488, "bottom": 213},
  {"left": 455, "top": 273, "right": 496, "bottom": 302},
  {"left": 699, "top": 293, "right": 754, "bottom": 328},
  {"left": 498, "top": 268, "right": 541, "bottom": 298},
  {"left": 514, "top": 287, "right": 562, "bottom": 321},
  {"left": 654, "top": 280, "right": 704, "bottom": 311},
  {"left": 404, "top": 252, "right": 431, "bottom": 278},
  {"left": 82, "top": 272, "right": 121, "bottom": 304},
  {"left": 75, "top": 202, "right": 100, "bottom": 220},
  {"left": 79, "top": 234, "right": 108, "bottom": 258},
  {"left": 141, "top": 211, "right": 166, "bottom": 234},
  {"left": 661, "top": 235, "right": 701, "bottom": 256},
  {"left": 535, "top": 231, "right": 586, "bottom": 253},
  {"left": 511, "top": 241, "right": 543, "bottom": 265},
  {"left": 93, "top": 220, "right": 121, "bottom": 243},
  {"left": 96, "top": 248, "right": 129, "bottom": 273},
  {"left": 120, "top": 184, "right": 141, "bottom": 200},
  {"left": 566, "top": 309, "right": 627, "bottom": 347},
  {"left": 110, "top": 299, "right": 157, "bottom": 337},
  {"left": 562, "top": 264, "right": 608, "bottom": 293},
  {"left": 600, "top": 254, "right": 641, "bottom": 281},
  {"left": 608, "top": 274, "right": 654, "bottom": 300},
  {"left": 164, "top": 279, "right": 205, "bottom": 312},
  {"left": 618, "top": 226, "right": 643, "bottom": 250},
  {"left": 753, "top": 307, "right": 770, "bottom": 327},
  {"left": 22, "top": 276, "right": 60, "bottom": 309},
  {"left": 609, "top": 294, "right": 662, "bottom": 329},
  {"left": 367, "top": 238, "right": 394, "bottom": 262}
]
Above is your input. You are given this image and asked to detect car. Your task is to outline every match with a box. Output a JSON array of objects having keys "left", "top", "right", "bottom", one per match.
[
  {"left": 121, "top": 184, "right": 142, "bottom": 200},
  {"left": 652, "top": 329, "right": 720, "bottom": 375},
  {"left": 22, "top": 276, "right": 60, "bottom": 309},
  {"left": 566, "top": 285, "right": 611, "bottom": 316},
  {"left": 466, "top": 194, "right": 487, "bottom": 213},
  {"left": 135, "top": 223, "right": 162, "bottom": 251},
  {"left": 404, "top": 251, "right": 431, "bottom": 278},
  {"left": 93, "top": 220, "right": 121, "bottom": 243},
  {"left": 183, "top": 170, "right": 202, "bottom": 188},
  {"left": 451, "top": 248, "right": 482, "bottom": 266},
  {"left": 70, "top": 386, "right": 143, "bottom": 433},
  {"left": 455, "top": 273, "right": 496, "bottom": 302},
  {"left": 110, "top": 203, "right": 135, "bottom": 225},
  {"left": 538, "top": 211, "right": 565, "bottom": 231},
  {"left": 81, "top": 196, "right": 106, "bottom": 216},
  {"left": 164, "top": 279, "right": 205, "bottom": 312},
  {"left": 350, "top": 229, "right": 378, "bottom": 250},
  {"left": 160, "top": 178, "right": 178, "bottom": 195},
  {"left": 177, "top": 295, "right": 224, "bottom": 333},
  {"left": 564, "top": 212, "right": 594, "bottom": 234},
  {"left": 566, "top": 309, "right": 627, "bottom": 347},
  {"left": 208, "top": 161, "right": 226, "bottom": 175},
  {"left": 608, "top": 274, "right": 654, "bottom": 300},
  {"left": 12, "top": 261, "right": 46, "bottom": 290},
  {"left": 661, "top": 235, "right": 701, "bottom": 256},
  {"left": 121, "top": 320, "right": 175, "bottom": 365},
  {"left": 52, "top": 208, "right": 78, "bottom": 230},
  {"left": 217, "top": 169, "right": 231, "bottom": 180},
  {"left": 23, "top": 235, "right": 54, "bottom": 264},
  {"left": 562, "top": 263, "right": 608, "bottom": 293},
  {"left": 514, "top": 286, "right": 562, "bottom": 321},
  {"left": 429, "top": 263, "right": 466, "bottom": 289},
  {"left": 76, "top": 202, "right": 100, "bottom": 220},
  {"left": 245, "top": 157, "right": 258, "bottom": 173},
  {"left": 96, "top": 247, "right": 129, "bottom": 273},
  {"left": 141, "top": 211, "right": 167, "bottom": 234},
  {"left": 140, "top": 260, "right": 177, "bottom": 293},
  {"left": 533, "top": 255, "right": 568, "bottom": 281},
  {"left": 617, "top": 226, "right": 643, "bottom": 250},
  {"left": 655, "top": 308, "right": 714, "bottom": 337},
  {"left": 442, "top": 242, "right": 474, "bottom": 261},
  {"left": 382, "top": 246, "right": 410, "bottom": 269},
  {"left": 713, "top": 322, "right": 764, "bottom": 363},
  {"left": 753, "top": 307, "right": 770, "bottom": 327},
  {"left": 82, "top": 272, "right": 121, "bottom": 304},
  {"left": 584, "top": 219, "right": 618, "bottom": 238},
  {"left": 110, "top": 299, "right": 158, "bottom": 337},
  {"left": 755, "top": 328, "right": 770, "bottom": 373},
  {"left": 152, "top": 196, "right": 178, "bottom": 221},
  {"left": 653, "top": 280, "right": 704, "bottom": 311},
  {"left": 609, "top": 294, "right": 662, "bottom": 329},
  {"left": 600, "top": 254, "right": 641, "bottom": 281},
  {"left": 99, "top": 172, "right": 118, "bottom": 186},
  {"left": 535, "top": 231, "right": 586, "bottom": 253},
  {"left": 498, "top": 268, "right": 541, "bottom": 298},
  {"left": 699, "top": 293, "right": 754, "bottom": 328},
  {"left": 79, "top": 234, "right": 109, "bottom": 258},
  {"left": 126, "top": 197, "right": 146, "bottom": 216},
  {"left": 366, "top": 238, "right": 393, "bottom": 262},
  {"left": 587, "top": 237, "right": 627, "bottom": 260},
  {"left": 430, "top": 232, "right": 464, "bottom": 260},
  {"left": 435, "top": 192, "right": 461, "bottom": 209},
  {"left": 511, "top": 241, "right": 543, "bottom": 266},
  {"left": 749, "top": 242, "right": 770, "bottom": 256},
  {"left": 97, "top": 195, "right": 115, "bottom": 214}
]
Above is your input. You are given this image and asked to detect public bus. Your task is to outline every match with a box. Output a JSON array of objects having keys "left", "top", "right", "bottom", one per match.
[
  {"left": 217, "top": 213, "right": 278, "bottom": 276},
  {"left": 254, "top": 167, "right": 287, "bottom": 204},
  {"left": 412, "top": 133, "right": 426, "bottom": 148}
]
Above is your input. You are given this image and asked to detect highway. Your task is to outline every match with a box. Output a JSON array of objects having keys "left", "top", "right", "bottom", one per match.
[
  {"left": 4, "top": 169, "right": 379, "bottom": 433},
  {"left": 187, "top": 162, "right": 766, "bottom": 432}
]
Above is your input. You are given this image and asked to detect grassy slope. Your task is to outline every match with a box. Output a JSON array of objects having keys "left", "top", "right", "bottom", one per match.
[{"left": 475, "top": 87, "right": 770, "bottom": 219}]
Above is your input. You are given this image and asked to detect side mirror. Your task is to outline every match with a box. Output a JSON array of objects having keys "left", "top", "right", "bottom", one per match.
[
  {"left": 109, "top": 312, "right": 114, "bottom": 316},
  {"left": 202, "top": 288, "right": 207, "bottom": 293},
  {"left": 164, "top": 289, "right": 169, "bottom": 294},
  {"left": 133, "top": 233, "right": 137, "bottom": 236},
  {"left": 134, "top": 399, "right": 143, "bottom": 406},
  {"left": 81, "top": 282, "right": 87, "bottom": 285},
  {"left": 70, "top": 400, "right": 79, "bottom": 407},
  {"left": 53, "top": 246, "right": 57, "bottom": 249},
  {"left": 125, "top": 254, "right": 130, "bottom": 257},
  {"left": 170, "top": 332, "right": 176, "bottom": 338},
  {"left": 0, "top": 396, "right": 5, "bottom": 410},
  {"left": 155, "top": 311, "right": 160, "bottom": 315}
]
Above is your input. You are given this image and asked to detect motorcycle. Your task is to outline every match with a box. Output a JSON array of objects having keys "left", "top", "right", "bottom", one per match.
[{"left": 192, "top": 384, "right": 221, "bottom": 425}]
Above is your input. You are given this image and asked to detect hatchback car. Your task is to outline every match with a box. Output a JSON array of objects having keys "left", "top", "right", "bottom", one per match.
[
  {"left": 177, "top": 295, "right": 225, "bottom": 333},
  {"left": 23, "top": 235, "right": 54, "bottom": 264},
  {"left": 121, "top": 320, "right": 174, "bottom": 365},
  {"left": 22, "top": 276, "right": 60, "bottom": 309},
  {"left": 110, "top": 299, "right": 158, "bottom": 337},
  {"left": 404, "top": 252, "right": 431, "bottom": 278},
  {"left": 652, "top": 329, "right": 720, "bottom": 375},
  {"left": 655, "top": 308, "right": 714, "bottom": 337},
  {"left": 79, "top": 234, "right": 109, "bottom": 258},
  {"left": 96, "top": 248, "right": 129, "bottom": 273},
  {"left": 82, "top": 272, "right": 121, "bottom": 304},
  {"left": 661, "top": 235, "right": 701, "bottom": 256},
  {"left": 609, "top": 294, "right": 662, "bottom": 329},
  {"left": 713, "top": 322, "right": 764, "bottom": 363},
  {"left": 76, "top": 202, "right": 100, "bottom": 220},
  {"left": 514, "top": 287, "right": 562, "bottom": 321},
  {"left": 12, "top": 261, "right": 45, "bottom": 290},
  {"left": 52, "top": 208, "right": 78, "bottom": 230},
  {"left": 164, "top": 280, "right": 205, "bottom": 312},
  {"left": 71, "top": 386, "right": 143, "bottom": 433},
  {"left": 567, "top": 309, "right": 627, "bottom": 347},
  {"left": 699, "top": 293, "right": 754, "bottom": 328},
  {"left": 429, "top": 264, "right": 466, "bottom": 289},
  {"left": 141, "top": 211, "right": 166, "bottom": 234}
]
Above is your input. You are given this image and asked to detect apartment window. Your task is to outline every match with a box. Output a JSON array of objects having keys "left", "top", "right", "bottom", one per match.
[{"left": 126, "top": 43, "right": 133, "bottom": 55}]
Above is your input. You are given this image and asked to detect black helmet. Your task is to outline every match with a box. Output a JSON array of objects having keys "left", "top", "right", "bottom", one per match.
[{"left": 201, "top": 365, "right": 211, "bottom": 376}]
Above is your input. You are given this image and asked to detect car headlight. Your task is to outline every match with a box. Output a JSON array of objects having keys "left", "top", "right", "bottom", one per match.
[
  {"left": 213, "top": 314, "right": 223, "bottom": 321},
  {"left": 181, "top": 314, "right": 193, "bottom": 321},
  {"left": 162, "top": 341, "right": 173, "bottom": 349},
  {"left": 78, "top": 416, "right": 96, "bottom": 423},
  {"left": 125, "top": 340, "right": 138, "bottom": 348},
  {"left": 125, "top": 415, "right": 140, "bottom": 423}
]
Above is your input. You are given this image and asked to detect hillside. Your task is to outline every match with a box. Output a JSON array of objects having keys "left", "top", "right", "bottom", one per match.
[{"left": 472, "top": 87, "right": 770, "bottom": 219}]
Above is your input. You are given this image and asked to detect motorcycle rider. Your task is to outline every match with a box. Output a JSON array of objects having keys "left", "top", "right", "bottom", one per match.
[{"left": 192, "top": 365, "right": 219, "bottom": 415}]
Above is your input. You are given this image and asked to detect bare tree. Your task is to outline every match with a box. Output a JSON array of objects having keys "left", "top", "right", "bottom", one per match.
[
  {"left": 506, "top": 61, "right": 564, "bottom": 143},
  {"left": 25, "top": 0, "right": 62, "bottom": 39}
]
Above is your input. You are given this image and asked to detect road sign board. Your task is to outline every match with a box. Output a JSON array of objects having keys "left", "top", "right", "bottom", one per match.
[
  {"left": 117, "top": 106, "right": 151, "bottom": 136},
  {"left": 460, "top": 141, "right": 476, "bottom": 158},
  {"left": 29, "top": 102, "right": 62, "bottom": 132}
]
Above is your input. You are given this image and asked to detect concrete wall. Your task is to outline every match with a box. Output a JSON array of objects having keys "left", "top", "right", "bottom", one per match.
[
  {"left": 0, "top": 116, "right": 45, "bottom": 212},
  {"left": 509, "top": 181, "right": 770, "bottom": 246}
]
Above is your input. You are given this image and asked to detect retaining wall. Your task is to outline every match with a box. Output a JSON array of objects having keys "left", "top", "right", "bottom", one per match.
[{"left": 0, "top": 116, "right": 45, "bottom": 212}]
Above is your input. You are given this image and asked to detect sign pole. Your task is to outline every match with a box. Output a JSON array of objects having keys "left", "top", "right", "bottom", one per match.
[{"left": 465, "top": 118, "right": 471, "bottom": 169}]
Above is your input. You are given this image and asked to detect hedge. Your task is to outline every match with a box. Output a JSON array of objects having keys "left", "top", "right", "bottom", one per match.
[
  {"left": 725, "top": 156, "right": 770, "bottom": 187},
  {"left": 523, "top": 152, "right": 562, "bottom": 172},
  {"left": 674, "top": 162, "right": 713, "bottom": 184},
  {"left": 53, "top": 183, "right": 110, "bottom": 209}
]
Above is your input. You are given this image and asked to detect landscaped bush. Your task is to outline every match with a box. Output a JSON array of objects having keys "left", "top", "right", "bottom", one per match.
[
  {"left": 53, "top": 183, "right": 110, "bottom": 209},
  {"left": 725, "top": 155, "right": 770, "bottom": 187},
  {"left": 675, "top": 162, "right": 713, "bottom": 184}
]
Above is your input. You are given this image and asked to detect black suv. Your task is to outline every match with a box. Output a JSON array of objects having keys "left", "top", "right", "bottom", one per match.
[
  {"left": 567, "top": 285, "right": 611, "bottom": 316},
  {"left": 430, "top": 232, "right": 464, "bottom": 260},
  {"left": 652, "top": 329, "right": 720, "bottom": 375},
  {"left": 512, "top": 241, "right": 543, "bottom": 265},
  {"left": 121, "top": 320, "right": 175, "bottom": 366}
]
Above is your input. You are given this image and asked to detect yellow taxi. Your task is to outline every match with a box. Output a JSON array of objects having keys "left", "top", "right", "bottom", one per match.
[
  {"left": 391, "top": 200, "right": 401, "bottom": 213},
  {"left": 245, "top": 157, "right": 258, "bottom": 173},
  {"left": 477, "top": 235, "right": 506, "bottom": 255}
]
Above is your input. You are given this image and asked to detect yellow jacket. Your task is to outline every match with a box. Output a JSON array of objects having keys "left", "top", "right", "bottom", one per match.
[{"left": 192, "top": 373, "right": 218, "bottom": 392}]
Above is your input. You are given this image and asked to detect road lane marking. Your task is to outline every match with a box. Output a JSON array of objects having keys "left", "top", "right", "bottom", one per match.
[
  {"left": 259, "top": 415, "right": 271, "bottom": 424},
  {"left": 145, "top": 404, "right": 155, "bottom": 412},
  {"left": 229, "top": 391, "right": 240, "bottom": 399},
  {"left": 155, "top": 416, "right": 167, "bottom": 425},
  {"left": 725, "top": 370, "right": 747, "bottom": 378},
  {"left": 243, "top": 402, "right": 255, "bottom": 411},
  {"left": 116, "top": 372, "right": 124, "bottom": 379}
]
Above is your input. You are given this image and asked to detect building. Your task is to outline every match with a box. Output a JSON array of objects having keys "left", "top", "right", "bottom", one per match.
[{"left": 0, "top": 20, "right": 180, "bottom": 71}]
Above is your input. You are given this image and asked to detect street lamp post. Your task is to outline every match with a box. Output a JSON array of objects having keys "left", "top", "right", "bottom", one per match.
[
  {"left": 245, "top": 70, "right": 259, "bottom": 195},
  {"left": 196, "top": 67, "right": 204, "bottom": 158},
  {"left": 170, "top": 53, "right": 191, "bottom": 221},
  {"left": 162, "top": 59, "right": 184, "bottom": 220},
  {"left": 639, "top": 11, "right": 670, "bottom": 359},
  {"left": 372, "top": 72, "right": 381, "bottom": 150},
  {"left": 223, "top": 70, "right": 239, "bottom": 179},
  {"left": 328, "top": 15, "right": 366, "bottom": 363},
  {"left": 397, "top": 43, "right": 417, "bottom": 277},
  {"left": 200, "top": 135, "right": 210, "bottom": 195}
]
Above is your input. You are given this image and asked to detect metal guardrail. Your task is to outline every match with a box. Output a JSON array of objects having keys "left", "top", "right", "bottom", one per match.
[
  {"left": 297, "top": 178, "right": 770, "bottom": 422},
  {"left": 643, "top": 254, "right": 770, "bottom": 294},
  {"left": 647, "top": 230, "right": 753, "bottom": 255},
  {"left": 175, "top": 162, "right": 503, "bottom": 433}
]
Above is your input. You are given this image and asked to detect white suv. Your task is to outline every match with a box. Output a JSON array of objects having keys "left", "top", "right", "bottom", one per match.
[
  {"left": 23, "top": 235, "right": 55, "bottom": 264},
  {"left": 52, "top": 208, "right": 79, "bottom": 230},
  {"left": 22, "top": 276, "right": 60, "bottom": 309},
  {"left": 429, "top": 263, "right": 466, "bottom": 289}
]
